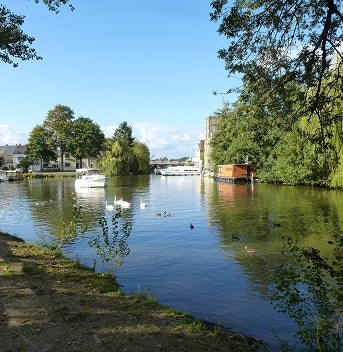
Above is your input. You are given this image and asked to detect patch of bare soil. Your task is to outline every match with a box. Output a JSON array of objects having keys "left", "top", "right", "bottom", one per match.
[{"left": 0, "top": 232, "right": 257, "bottom": 352}]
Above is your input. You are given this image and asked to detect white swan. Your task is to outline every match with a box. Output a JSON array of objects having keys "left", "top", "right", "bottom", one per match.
[
  {"left": 113, "top": 196, "right": 121, "bottom": 205},
  {"left": 140, "top": 198, "right": 147, "bottom": 209},
  {"left": 114, "top": 196, "right": 130, "bottom": 208},
  {"left": 119, "top": 199, "right": 131, "bottom": 208},
  {"left": 105, "top": 201, "right": 114, "bottom": 210}
]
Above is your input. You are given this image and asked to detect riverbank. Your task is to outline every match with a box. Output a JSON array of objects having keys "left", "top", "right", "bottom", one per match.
[
  {"left": 24, "top": 171, "right": 76, "bottom": 179},
  {"left": 0, "top": 231, "right": 257, "bottom": 352}
]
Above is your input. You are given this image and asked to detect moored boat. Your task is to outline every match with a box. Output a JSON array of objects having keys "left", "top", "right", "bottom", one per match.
[
  {"left": 5, "top": 170, "right": 23, "bottom": 181},
  {"left": 160, "top": 165, "right": 201, "bottom": 176},
  {"left": 75, "top": 168, "right": 108, "bottom": 188}
]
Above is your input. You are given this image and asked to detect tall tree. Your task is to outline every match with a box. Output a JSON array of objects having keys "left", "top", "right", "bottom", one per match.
[
  {"left": 210, "top": 0, "right": 343, "bottom": 147},
  {"left": 99, "top": 123, "right": 150, "bottom": 176},
  {"left": 131, "top": 141, "right": 150, "bottom": 174},
  {"left": 113, "top": 122, "right": 135, "bottom": 147},
  {"left": 43, "top": 104, "right": 75, "bottom": 171},
  {"left": 26, "top": 124, "right": 57, "bottom": 169},
  {"left": 66, "top": 117, "right": 105, "bottom": 168},
  {"left": 0, "top": 1, "right": 73, "bottom": 67},
  {"left": 112, "top": 122, "right": 135, "bottom": 173}
]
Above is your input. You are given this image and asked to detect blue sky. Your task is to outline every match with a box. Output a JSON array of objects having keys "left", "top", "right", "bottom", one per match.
[{"left": 1, "top": 0, "right": 238, "bottom": 158}]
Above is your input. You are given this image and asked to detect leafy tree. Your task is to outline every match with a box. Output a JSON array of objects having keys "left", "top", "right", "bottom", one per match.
[
  {"left": 113, "top": 121, "right": 135, "bottom": 147},
  {"left": 97, "top": 139, "right": 125, "bottom": 175},
  {"left": 34, "top": 1, "right": 74, "bottom": 13},
  {"left": 272, "top": 235, "right": 343, "bottom": 351},
  {"left": 0, "top": 1, "right": 73, "bottom": 67},
  {"left": 26, "top": 124, "right": 57, "bottom": 169},
  {"left": 209, "top": 63, "right": 343, "bottom": 186},
  {"left": 210, "top": 0, "right": 343, "bottom": 147},
  {"left": 99, "top": 122, "right": 150, "bottom": 176},
  {"left": 66, "top": 117, "right": 105, "bottom": 168},
  {"left": 17, "top": 156, "right": 33, "bottom": 173},
  {"left": 210, "top": 75, "right": 297, "bottom": 174},
  {"left": 43, "top": 104, "right": 75, "bottom": 171},
  {"left": 111, "top": 121, "right": 135, "bottom": 174},
  {"left": 0, "top": 5, "right": 41, "bottom": 67},
  {"left": 131, "top": 141, "right": 150, "bottom": 174}
]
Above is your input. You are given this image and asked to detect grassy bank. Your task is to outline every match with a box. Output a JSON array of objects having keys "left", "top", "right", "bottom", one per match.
[
  {"left": 24, "top": 171, "right": 76, "bottom": 179},
  {"left": 0, "top": 231, "right": 258, "bottom": 352}
]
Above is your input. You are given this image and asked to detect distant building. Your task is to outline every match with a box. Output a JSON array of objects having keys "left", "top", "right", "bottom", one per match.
[
  {"left": 0, "top": 144, "right": 95, "bottom": 172},
  {"left": 195, "top": 139, "right": 204, "bottom": 169},
  {"left": 203, "top": 115, "right": 220, "bottom": 171},
  {"left": 12, "top": 144, "right": 27, "bottom": 169},
  {"left": 0, "top": 144, "right": 26, "bottom": 170}
]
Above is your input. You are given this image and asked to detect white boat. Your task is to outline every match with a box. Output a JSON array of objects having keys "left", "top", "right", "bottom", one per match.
[
  {"left": 75, "top": 168, "right": 108, "bottom": 188},
  {"left": 160, "top": 165, "right": 201, "bottom": 176}
]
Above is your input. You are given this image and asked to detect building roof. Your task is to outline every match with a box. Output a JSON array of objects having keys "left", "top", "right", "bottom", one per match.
[
  {"left": 13, "top": 145, "right": 27, "bottom": 154},
  {"left": 0, "top": 145, "right": 26, "bottom": 155}
]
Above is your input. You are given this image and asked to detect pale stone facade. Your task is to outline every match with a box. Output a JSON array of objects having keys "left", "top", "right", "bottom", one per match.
[{"left": 203, "top": 115, "right": 220, "bottom": 171}]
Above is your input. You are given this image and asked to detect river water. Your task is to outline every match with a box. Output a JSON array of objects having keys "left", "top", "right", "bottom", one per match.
[{"left": 1, "top": 175, "right": 342, "bottom": 350}]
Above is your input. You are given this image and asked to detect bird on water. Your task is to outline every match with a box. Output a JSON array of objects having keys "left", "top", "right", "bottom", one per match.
[{"left": 245, "top": 245, "right": 256, "bottom": 253}]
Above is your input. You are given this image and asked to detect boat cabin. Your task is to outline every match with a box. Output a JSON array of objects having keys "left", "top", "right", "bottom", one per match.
[{"left": 216, "top": 164, "right": 256, "bottom": 183}]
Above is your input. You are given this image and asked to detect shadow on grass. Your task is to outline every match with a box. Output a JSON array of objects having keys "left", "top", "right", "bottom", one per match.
[{"left": 0, "top": 231, "right": 257, "bottom": 352}]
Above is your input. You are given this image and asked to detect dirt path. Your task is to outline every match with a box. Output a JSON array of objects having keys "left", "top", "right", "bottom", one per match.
[{"left": 0, "top": 232, "right": 256, "bottom": 352}]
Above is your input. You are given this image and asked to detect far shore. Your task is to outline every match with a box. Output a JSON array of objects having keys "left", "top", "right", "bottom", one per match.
[{"left": 24, "top": 171, "right": 76, "bottom": 178}]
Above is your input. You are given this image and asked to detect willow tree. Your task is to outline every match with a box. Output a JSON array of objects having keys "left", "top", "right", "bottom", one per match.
[
  {"left": 131, "top": 141, "right": 150, "bottom": 174},
  {"left": 97, "top": 139, "right": 128, "bottom": 176},
  {"left": 210, "top": 0, "right": 343, "bottom": 147}
]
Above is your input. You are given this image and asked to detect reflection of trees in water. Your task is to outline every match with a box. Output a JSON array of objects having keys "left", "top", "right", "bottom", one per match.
[
  {"left": 271, "top": 235, "right": 343, "bottom": 351},
  {"left": 208, "top": 183, "right": 343, "bottom": 349},
  {"left": 27, "top": 179, "right": 105, "bottom": 239}
]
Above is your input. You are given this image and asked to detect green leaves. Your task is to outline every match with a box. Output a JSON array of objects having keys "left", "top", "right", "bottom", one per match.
[
  {"left": 210, "top": 0, "right": 343, "bottom": 163},
  {"left": 272, "top": 236, "right": 343, "bottom": 350},
  {"left": 66, "top": 117, "right": 105, "bottom": 167},
  {"left": 0, "top": 2, "right": 73, "bottom": 66},
  {"left": 98, "top": 121, "right": 150, "bottom": 175},
  {"left": 89, "top": 209, "right": 132, "bottom": 277},
  {"left": 0, "top": 5, "right": 42, "bottom": 67},
  {"left": 26, "top": 124, "right": 57, "bottom": 164}
]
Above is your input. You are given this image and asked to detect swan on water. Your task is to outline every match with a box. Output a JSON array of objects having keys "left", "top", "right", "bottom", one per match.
[
  {"left": 105, "top": 201, "right": 114, "bottom": 210},
  {"left": 140, "top": 198, "right": 147, "bottom": 209}
]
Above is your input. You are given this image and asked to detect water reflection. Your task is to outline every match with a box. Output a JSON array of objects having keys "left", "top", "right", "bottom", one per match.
[{"left": 1, "top": 177, "right": 343, "bottom": 350}]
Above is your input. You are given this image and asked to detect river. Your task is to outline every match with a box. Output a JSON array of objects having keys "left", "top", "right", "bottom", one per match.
[{"left": 1, "top": 174, "right": 342, "bottom": 350}]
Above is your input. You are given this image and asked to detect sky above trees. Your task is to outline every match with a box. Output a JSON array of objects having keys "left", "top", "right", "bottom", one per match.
[{"left": 0, "top": 0, "right": 236, "bottom": 158}]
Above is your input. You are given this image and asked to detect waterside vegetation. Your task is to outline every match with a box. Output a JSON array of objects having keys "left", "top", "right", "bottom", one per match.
[{"left": 210, "top": 0, "right": 343, "bottom": 188}]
